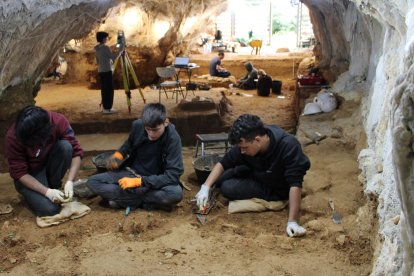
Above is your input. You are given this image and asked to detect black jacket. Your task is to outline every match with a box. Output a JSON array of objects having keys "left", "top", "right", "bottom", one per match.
[
  {"left": 118, "top": 119, "right": 184, "bottom": 189},
  {"left": 239, "top": 62, "right": 258, "bottom": 89},
  {"left": 220, "top": 125, "right": 310, "bottom": 199}
]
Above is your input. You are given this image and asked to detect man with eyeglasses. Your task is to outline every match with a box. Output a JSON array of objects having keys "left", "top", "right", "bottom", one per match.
[{"left": 84, "top": 103, "right": 184, "bottom": 212}]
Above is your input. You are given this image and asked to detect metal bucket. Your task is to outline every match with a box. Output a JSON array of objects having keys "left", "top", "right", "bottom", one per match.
[
  {"left": 91, "top": 151, "right": 115, "bottom": 173},
  {"left": 192, "top": 155, "right": 221, "bottom": 185}
]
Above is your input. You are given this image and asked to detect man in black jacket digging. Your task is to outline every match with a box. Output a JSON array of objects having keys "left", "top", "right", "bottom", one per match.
[
  {"left": 195, "top": 114, "right": 310, "bottom": 237},
  {"left": 85, "top": 103, "right": 184, "bottom": 211},
  {"left": 233, "top": 62, "right": 258, "bottom": 90}
]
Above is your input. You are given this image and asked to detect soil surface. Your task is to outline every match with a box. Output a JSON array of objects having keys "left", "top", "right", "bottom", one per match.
[{"left": 0, "top": 53, "right": 374, "bottom": 275}]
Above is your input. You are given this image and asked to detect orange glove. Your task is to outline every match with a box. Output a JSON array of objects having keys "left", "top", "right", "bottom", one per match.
[
  {"left": 106, "top": 151, "right": 124, "bottom": 170},
  {"left": 118, "top": 177, "right": 142, "bottom": 189}
]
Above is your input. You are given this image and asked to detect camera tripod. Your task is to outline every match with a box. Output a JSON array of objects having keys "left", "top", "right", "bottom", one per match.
[{"left": 113, "top": 44, "right": 146, "bottom": 114}]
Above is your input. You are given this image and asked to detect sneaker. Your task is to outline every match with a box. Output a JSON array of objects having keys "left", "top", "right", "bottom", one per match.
[
  {"left": 102, "top": 108, "right": 117, "bottom": 114},
  {"left": 108, "top": 200, "right": 121, "bottom": 209},
  {"left": 98, "top": 199, "right": 121, "bottom": 209},
  {"left": 73, "top": 179, "right": 96, "bottom": 198}
]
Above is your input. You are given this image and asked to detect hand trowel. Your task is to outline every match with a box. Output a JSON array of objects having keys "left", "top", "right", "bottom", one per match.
[{"left": 328, "top": 199, "right": 342, "bottom": 224}]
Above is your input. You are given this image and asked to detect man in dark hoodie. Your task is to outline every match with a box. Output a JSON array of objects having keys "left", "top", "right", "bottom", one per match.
[
  {"left": 233, "top": 61, "right": 258, "bottom": 89},
  {"left": 95, "top": 31, "right": 118, "bottom": 114},
  {"left": 84, "top": 103, "right": 184, "bottom": 212},
  {"left": 195, "top": 114, "right": 310, "bottom": 237}
]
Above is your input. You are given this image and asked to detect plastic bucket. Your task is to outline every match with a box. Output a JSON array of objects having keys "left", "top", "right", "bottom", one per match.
[{"left": 272, "top": 80, "right": 282, "bottom": 94}]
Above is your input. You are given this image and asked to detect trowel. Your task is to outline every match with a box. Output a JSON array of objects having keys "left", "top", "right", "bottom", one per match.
[
  {"left": 118, "top": 206, "right": 131, "bottom": 232},
  {"left": 192, "top": 194, "right": 217, "bottom": 225},
  {"left": 328, "top": 199, "right": 342, "bottom": 224}
]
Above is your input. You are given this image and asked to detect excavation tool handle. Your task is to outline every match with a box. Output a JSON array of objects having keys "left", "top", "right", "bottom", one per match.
[
  {"left": 125, "top": 206, "right": 131, "bottom": 216},
  {"left": 328, "top": 198, "right": 342, "bottom": 224},
  {"left": 118, "top": 206, "right": 132, "bottom": 232},
  {"left": 126, "top": 166, "right": 141, "bottom": 178}
]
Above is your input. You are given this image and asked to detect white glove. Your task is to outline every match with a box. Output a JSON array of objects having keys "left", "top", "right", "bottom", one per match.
[
  {"left": 195, "top": 184, "right": 210, "bottom": 209},
  {"left": 63, "top": 180, "right": 74, "bottom": 202},
  {"left": 45, "top": 188, "right": 65, "bottom": 204},
  {"left": 286, "top": 221, "right": 306, "bottom": 237}
]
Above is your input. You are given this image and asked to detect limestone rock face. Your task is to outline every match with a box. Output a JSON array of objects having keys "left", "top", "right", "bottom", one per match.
[
  {"left": 0, "top": 0, "right": 118, "bottom": 171},
  {"left": 301, "top": 0, "right": 414, "bottom": 274},
  {"left": 0, "top": 0, "right": 226, "bottom": 169},
  {"left": 64, "top": 0, "right": 227, "bottom": 86}
]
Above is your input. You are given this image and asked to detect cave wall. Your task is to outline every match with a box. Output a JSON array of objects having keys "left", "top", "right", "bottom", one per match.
[
  {"left": 0, "top": 0, "right": 119, "bottom": 170},
  {"left": 303, "top": 0, "right": 414, "bottom": 274},
  {"left": 0, "top": 0, "right": 226, "bottom": 170},
  {"left": 63, "top": 0, "right": 227, "bottom": 86}
]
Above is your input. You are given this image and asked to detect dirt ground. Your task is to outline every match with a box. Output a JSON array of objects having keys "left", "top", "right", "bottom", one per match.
[{"left": 0, "top": 55, "right": 374, "bottom": 275}]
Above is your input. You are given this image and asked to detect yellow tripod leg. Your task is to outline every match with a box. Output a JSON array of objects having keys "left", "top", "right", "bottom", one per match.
[
  {"left": 125, "top": 54, "right": 146, "bottom": 103},
  {"left": 113, "top": 55, "right": 120, "bottom": 74},
  {"left": 120, "top": 56, "right": 132, "bottom": 113}
]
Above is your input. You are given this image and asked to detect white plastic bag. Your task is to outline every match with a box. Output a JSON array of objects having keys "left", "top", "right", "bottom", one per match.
[{"left": 314, "top": 91, "right": 337, "bottom": 113}]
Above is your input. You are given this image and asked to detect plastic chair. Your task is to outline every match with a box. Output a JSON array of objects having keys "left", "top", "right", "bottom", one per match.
[
  {"left": 248, "top": 40, "right": 262, "bottom": 55},
  {"left": 156, "top": 67, "right": 184, "bottom": 103}
]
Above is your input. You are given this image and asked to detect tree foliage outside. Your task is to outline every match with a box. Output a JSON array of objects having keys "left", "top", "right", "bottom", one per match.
[{"left": 272, "top": 13, "right": 296, "bottom": 34}]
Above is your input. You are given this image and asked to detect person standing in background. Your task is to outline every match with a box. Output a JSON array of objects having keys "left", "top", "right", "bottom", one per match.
[{"left": 95, "top": 31, "right": 117, "bottom": 114}]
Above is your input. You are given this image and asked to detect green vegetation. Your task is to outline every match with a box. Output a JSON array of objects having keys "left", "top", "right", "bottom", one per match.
[{"left": 272, "top": 13, "right": 296, "bottom": 34}]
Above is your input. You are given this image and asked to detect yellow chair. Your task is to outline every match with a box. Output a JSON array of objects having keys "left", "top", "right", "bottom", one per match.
[{"left": 249, "top": 40, "right": 262, "bottom": 55}]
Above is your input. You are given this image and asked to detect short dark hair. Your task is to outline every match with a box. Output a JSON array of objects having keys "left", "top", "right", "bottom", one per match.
[
  {"left": 141, "top": 103, "right": 167, "bottom": 128},
  {"left": 96, "top": 31, "right": 109, "bottom": 43},
  {"left": 218, "top": 51, "right": 225, "bottom": 57},
  {"left": 15, "top": 106, "right": 52, "bottom": 146},
  {"left": 228, "top": 114, "right": 266, "bottom": 145}
]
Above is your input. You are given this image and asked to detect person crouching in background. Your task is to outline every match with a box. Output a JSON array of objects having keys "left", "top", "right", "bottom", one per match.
[{"left": 257, "top": 69, "right": 272, "bottom": 97}]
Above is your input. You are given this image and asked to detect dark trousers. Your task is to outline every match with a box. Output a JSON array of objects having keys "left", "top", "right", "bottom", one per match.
[
  {"left": 14, "top": 140, "right": 73, "bottom": 216},
  {"left": 216, "top": 168, "right": 284, "bottom": 201},
  {"left": 214, "top": 71, "right": 231, "bottom": 78},
  {"left": 99, "top": 71, "right": 114, "bottom": 110},
  {"left": 86, "top": 170, "right": 183, "bottom": 208},
  {"left": 236, "top": 80, "right": 256, "bottom": 90}
]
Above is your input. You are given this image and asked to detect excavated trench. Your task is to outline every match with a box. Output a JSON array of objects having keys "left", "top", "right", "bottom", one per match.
[{"left": 36, "top": 52, "right": 306, "bottom": 150}]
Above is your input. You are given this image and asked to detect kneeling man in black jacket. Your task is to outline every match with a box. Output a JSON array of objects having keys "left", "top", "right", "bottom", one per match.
[{"left": 196, "top": 114, "right": 310, "bottom": 237}]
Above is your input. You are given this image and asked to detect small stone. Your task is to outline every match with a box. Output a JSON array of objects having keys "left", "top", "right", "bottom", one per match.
[
  {"left": 306, "top": 219, "right": 324, "bottom": 231},
  {"left": 391, "top": 215, "right": 400, "bottom": 225},
  {"left": 336, "top": 234, "right": 346, "bottom": 246}
]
